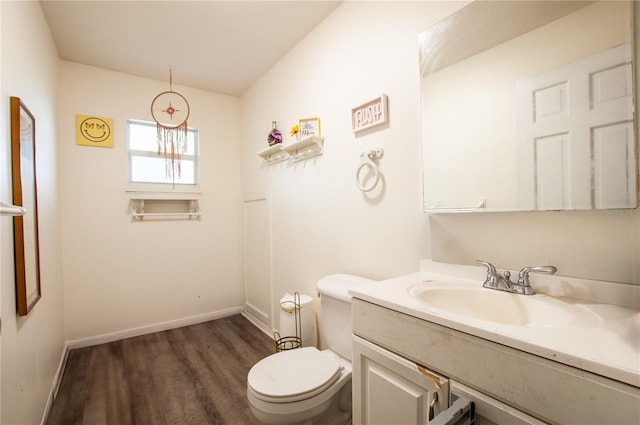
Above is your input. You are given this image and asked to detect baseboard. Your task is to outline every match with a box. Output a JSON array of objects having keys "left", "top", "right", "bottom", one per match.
[
  {"left": 241, "top": 310, "right": 275, "bottom": 339},
  {"left": 40, "top": 343, "right": 69, "bottom": 425},
  {"left": 66, "top": 306, "right": 243, "bottom": 349}
]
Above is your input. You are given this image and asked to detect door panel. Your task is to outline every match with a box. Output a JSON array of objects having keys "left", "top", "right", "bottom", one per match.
[
  {"left": 535, "top": 133, "right": 568, "bottom": 209},
  {"left": 242, "top": 193, "right": 271, "bottom": 327},
  {"left": 593, "top": 122, "right": 635, "bottom": 208}
]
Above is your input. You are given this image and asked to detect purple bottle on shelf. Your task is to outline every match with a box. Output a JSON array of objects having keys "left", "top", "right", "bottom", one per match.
[{"left": 267, "top": 121, "right": 282, "bottom": 146}]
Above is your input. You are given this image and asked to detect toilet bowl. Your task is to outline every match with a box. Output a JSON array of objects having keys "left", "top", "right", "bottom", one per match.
[
  {"left": 247, "top": 348, "right": 352, "bottom": 425},
  {"left": 246, "top": 274, "right": 374, "bottom": 425}
]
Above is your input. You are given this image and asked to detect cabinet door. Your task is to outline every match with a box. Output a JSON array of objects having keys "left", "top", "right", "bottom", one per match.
[{"left": 353, "top": 336, "right": 449, "bottom": 425}]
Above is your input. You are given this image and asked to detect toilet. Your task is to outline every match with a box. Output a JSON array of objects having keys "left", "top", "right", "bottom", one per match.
[{"left": 247, "top": 274, "right": 374, "bottom": 425}]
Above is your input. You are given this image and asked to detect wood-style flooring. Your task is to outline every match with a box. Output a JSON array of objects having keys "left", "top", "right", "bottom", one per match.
[{"left": 46, "top": 314, "right": 275, "bottom": 425}]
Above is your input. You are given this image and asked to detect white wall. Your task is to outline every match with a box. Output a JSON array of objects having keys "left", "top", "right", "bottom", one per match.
[
  {"left": 57, "top": 62, "right": 245, "bottom": 342},
  {"left": 241, "top": 0, "right": 639, "bottom": 343},
  {"left": 1, "top": 2, "right": 65, "bottom": 424},
  {"left": 241, "top": 1, "right": 466, "bottom": 337}
]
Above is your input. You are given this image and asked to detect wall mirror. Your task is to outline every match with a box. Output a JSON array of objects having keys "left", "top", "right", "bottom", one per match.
[
  {"left": 11, "top": 96, "right": 42, "bottom": 316},
  {"left": 420, "top": 0, "right": 638, "bottom": 212}
]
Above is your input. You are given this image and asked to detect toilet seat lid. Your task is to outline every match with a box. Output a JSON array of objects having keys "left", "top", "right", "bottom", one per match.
[{"left": 248, "top": 347, "right": 342, "bottom": 402}]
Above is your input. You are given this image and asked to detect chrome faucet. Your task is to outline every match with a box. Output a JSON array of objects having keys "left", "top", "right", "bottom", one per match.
[
  {"left": 476, "top": 260, "right": 557, "bottom": 295},
  {"left": 475, "top": 260, "right": 513, "bottom": 292}
]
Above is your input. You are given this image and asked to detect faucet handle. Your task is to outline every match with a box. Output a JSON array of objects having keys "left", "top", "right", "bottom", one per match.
[
  {"left": 515, "top": 265, "right": 557, "bottom": 294},
  {"left": 475, "top": 260, "right": 497, "bottom": 288},
  {"left": 518, "top": 265, "right": 557, "bottom": 281},
  {"left": 475, "top": 259, "right": 496, "bottom": 274}
]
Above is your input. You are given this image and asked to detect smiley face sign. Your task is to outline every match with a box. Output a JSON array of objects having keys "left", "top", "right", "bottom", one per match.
[{"left": 76, "top": 115, "right": 114, "bottom": 148}]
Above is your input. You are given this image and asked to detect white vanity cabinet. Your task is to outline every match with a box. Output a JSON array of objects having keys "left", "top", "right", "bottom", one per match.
[
  {"left": 353, "top": 335, "right": 540, "bottom": 425},
  {"left": 352, "top": 298, "right": 640, "bottom": 425}
]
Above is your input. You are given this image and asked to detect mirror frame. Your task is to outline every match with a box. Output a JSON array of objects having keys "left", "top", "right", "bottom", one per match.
[{"left": 10, "top": 96, "right": 42, "bottom": 316}]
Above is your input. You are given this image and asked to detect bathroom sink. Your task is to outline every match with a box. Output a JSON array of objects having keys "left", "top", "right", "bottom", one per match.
[
  {"left": 348, "top": 263, "right": 640, "bottom": 389},
  {"left": 407, "top": 283, "right": 601, "bottom": 328}
]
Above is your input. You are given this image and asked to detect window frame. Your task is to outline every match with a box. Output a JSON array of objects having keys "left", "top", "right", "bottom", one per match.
[{"left": 127, "top": 119, "right": 200, "bottom": 188}]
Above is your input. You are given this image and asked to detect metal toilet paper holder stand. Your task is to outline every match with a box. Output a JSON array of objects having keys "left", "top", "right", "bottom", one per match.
[{"left": 273, "top": 292, "right": 302, "bottom": 352}]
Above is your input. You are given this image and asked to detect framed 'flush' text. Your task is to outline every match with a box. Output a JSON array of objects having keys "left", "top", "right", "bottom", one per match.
[{"left": 351, "top": 94, "right": 388, "bottom": 134}]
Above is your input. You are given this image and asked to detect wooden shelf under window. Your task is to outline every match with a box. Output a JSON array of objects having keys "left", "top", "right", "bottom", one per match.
[{"left": 125, "top": 190, "right": 201, "bottom": 221}]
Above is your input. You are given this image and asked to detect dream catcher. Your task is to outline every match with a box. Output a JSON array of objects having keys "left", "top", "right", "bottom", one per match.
[{"left": 150, "top": 70, "right": 191, "bottom": 183}]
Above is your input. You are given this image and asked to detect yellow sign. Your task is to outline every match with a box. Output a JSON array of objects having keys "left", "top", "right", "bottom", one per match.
[{"left": 76, "top": 115, "right": 114, "bottom": 148}]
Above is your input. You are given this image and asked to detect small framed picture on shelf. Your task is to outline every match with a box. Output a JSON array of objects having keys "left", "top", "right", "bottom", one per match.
[{"left": 298, "top": 117, "right": 321, "bottom": 138}]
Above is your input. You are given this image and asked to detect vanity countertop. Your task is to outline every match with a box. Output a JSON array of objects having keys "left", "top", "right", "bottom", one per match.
[{"left": 349, "top": 261, "right": 640, "bottom": 388}]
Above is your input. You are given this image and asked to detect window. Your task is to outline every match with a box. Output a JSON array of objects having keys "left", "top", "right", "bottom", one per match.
[{"left": 128, "top": 119, "right": 199, "bottom": 186}]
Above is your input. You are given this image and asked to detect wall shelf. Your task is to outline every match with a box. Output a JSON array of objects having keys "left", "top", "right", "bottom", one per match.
[
  {"left": 125, "top": 190, "right": 202, "bottom": 201},
  {"left": 257, "top": 145, "right": 288, "bottom": 164},
  {"left": 130, "top": 199, "right": 200, "bottom": 222},
  {"left": 125, "top": 191, "right": 201, "bottom": 222},
  {"left": 257, "top": 135, "right": 325, "bottom": 164},
  {"left": 283, "top": 135, "right": 324, "bottom": 161}
]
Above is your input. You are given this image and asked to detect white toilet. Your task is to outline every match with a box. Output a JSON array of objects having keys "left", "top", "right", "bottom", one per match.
[{"left": 247, "top": 274, "right": 374, "bottom": 425}]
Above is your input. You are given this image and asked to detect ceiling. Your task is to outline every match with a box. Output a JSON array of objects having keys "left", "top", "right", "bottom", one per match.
[{"left": 40, "top": 0, "right": 342, "bottom": 97}]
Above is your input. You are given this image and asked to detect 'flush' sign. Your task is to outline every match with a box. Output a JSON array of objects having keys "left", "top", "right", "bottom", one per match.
[{"left": 351, "top": 94, "right": 388, "bottom": 134}]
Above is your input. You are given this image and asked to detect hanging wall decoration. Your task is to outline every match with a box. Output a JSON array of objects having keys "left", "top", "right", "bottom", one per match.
[
  {"left": 351, "top": 94, "right": 388, "bottom": 134},
  {"left": 75, "top": 114, "right": 114, "bottom": 147},
  {"left": 150, "top": 70, "right": 191, "bottom": 183}
]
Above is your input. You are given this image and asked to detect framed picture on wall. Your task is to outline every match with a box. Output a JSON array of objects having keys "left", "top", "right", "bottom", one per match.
[
  {"left": 351, "top": 94, "right": 388, "bottom": 133},
  {"left": 10, "top": 96, "right": 42, "bottom": 316},
  {"left": 298, "top": 117, "right": 321, "bottom": 138}
]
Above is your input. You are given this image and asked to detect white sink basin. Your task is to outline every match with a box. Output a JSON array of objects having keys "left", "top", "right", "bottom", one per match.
[{"left": 408, "top": 282, "right": 601, "bottom": 328}]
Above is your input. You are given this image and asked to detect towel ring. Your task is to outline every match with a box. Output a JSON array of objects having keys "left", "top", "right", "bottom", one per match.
[
  {"left": 356, "top": 161, "right": 379, "bottom": 192},
  {"left": 355, "top": 148, "right": 384, "bottom": 192}
]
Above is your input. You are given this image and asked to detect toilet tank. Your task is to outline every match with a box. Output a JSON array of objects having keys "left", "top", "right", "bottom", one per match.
[{"left": 316, "top": 274, "right": 375, "bottom": 361}]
